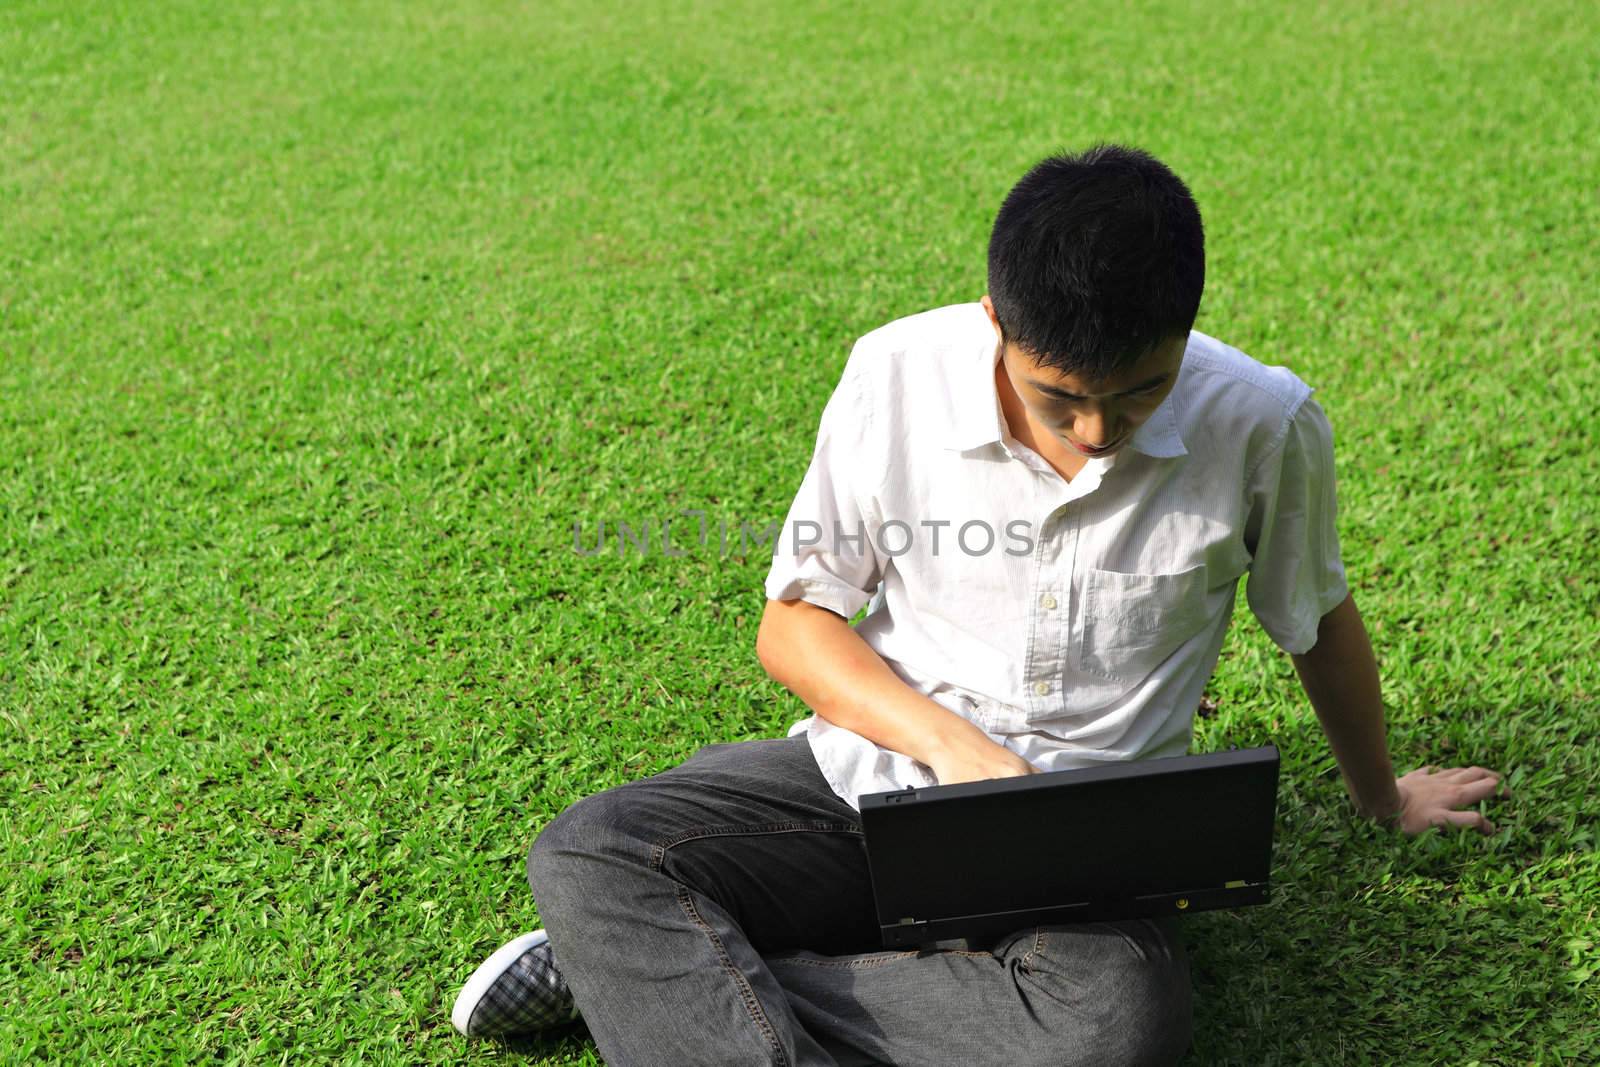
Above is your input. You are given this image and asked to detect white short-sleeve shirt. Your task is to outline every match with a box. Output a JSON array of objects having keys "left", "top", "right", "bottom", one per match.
[{"left": 763, "top": 301, "right": 1349, "bottom": 814}]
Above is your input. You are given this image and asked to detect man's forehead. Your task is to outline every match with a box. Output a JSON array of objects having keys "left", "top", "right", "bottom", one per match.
[{"left": 1015, "top": 335, "right": 1185, "bottom": 393}]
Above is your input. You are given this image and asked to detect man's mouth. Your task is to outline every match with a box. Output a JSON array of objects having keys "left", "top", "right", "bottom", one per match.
[{"left": 1068, "top": 437, "right": 1122, "bottom": 456}]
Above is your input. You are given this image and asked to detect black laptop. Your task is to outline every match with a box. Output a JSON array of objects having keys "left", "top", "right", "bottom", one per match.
[{"left": 857, "top": 745, "right": 1280, "bottom": 950}]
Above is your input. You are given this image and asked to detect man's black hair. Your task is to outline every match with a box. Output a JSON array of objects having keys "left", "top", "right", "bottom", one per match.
[{"left": 986, "top": 142, "right": 1205, "bottom": 379}]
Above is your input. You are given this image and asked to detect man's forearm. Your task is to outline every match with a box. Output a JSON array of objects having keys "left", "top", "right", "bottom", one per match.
[
  {"left": 755, "top": 598, "right": 992, "bottom": 768},
  {"left": 1291, "top": 592, "right": 1405, "bottom": 823}
]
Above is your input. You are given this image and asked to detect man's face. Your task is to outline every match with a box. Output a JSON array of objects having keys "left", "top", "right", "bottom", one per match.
[{"left": 982, "top": 294, "right": 1186, "bottom": 459}]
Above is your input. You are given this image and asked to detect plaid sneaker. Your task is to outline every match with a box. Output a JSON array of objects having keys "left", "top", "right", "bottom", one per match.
[{"left": 451, "top": 929, "right": 581, "bottom": 1038}]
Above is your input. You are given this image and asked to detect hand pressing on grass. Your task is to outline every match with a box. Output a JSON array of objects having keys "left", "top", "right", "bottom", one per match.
[
  {"left": 1291, "top": 593, "right": 1511, "bottom": 838},
  {"left": 1372, "top": 765, "right": 1510, "bottom": 836}
]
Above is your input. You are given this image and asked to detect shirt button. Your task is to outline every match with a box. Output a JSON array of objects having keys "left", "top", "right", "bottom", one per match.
[
  {"left": 1040, "top": 593, "right": 1057, "bottom": 610},
  {"left": 1033, "top": 681, "right": 1049, "bottom": 696}
]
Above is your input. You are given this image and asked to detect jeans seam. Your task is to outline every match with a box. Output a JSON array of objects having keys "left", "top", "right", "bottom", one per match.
[
  {"left": 648, "top": 822, "right": 862, "bottom": 1067},
  {"left": 1021, "top": 927, "right": 1090, "bottom": 1015},
  {"left": 674, "top": 881, "right": 791, "bottom": 1067},
  {"left": 1021, "top": 927, "right": 1045, "bottom": 971},
  {"left": 764, "top": 952, "right": 919, "bottom": 969},
  {"left": 653, "top": 820, "right": 864, "bottom": 855}
]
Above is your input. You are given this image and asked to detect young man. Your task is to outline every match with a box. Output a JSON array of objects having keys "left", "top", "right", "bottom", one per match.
[{"left": 450, "top": 143, "right": 1508, "bottom": 1065}]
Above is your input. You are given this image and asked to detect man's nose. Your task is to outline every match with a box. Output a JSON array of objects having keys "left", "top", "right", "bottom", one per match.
[{"left": 1076, "top": 405, "right": 1117, "bottom": 447}]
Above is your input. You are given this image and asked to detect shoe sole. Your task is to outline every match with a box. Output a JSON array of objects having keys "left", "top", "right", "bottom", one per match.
[{"left": 451, "top": 929, "right": 578, "bottom": 1036}]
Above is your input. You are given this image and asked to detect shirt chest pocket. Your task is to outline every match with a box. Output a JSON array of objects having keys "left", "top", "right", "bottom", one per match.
[{"left": 1078, "top": 564, "right": 1211, "bottom": 684}]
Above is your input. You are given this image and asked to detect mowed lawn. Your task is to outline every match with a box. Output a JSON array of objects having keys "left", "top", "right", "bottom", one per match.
[{"left": 3, "top": 0, "right": 1596, "bottom": 1062}]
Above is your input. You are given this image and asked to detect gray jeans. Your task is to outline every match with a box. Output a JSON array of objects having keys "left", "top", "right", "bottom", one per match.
[{"left": 526, "top": 735, "right": 1193, "bottom": 1066}]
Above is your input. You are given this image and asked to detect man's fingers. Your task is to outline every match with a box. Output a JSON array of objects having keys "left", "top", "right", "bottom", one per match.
[
  {"left": 1434, "top": 809, "right": 1490, "bottom": 832},
  {"left": 1425, "top": 766, "right": 1512, "bottom": 797},
  {"left": 1458, "top": 776, "right": 1504, "bottom": 803},
  {"left": 1457, "top": 768, "right": 1513, "bottom": 802}
]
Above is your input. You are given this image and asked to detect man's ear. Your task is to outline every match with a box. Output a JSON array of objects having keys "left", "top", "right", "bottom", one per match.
[{"left": 980, "top": 294, "right": 1002, "bottom": 339}]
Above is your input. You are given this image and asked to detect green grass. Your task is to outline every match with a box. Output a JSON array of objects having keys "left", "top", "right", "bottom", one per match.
[{"left": 2, "top": 0, "right": 1596, "bottom": 1062}]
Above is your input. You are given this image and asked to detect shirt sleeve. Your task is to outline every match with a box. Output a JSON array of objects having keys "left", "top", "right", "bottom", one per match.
[
  {"left": 1242, "top": 394, "right": 1350, "bottom": 654},
  {"left": 762, "top": 360, "right": 886, "bottom": 620}
]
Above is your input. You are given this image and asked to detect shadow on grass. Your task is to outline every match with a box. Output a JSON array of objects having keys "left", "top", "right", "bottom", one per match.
[
  {"left": 1185, "top": 834, "right": 1589, "bottom": 1063},
  {"left": 493, "top": 1017, "right": 598, "bottom": 1061}
]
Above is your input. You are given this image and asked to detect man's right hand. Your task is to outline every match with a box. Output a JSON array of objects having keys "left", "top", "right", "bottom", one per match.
[
  {"left": 927, "top": 733, "right": 1041, "bottom": 786},
  {"left": 759, "top": 599, "right": 1045, "bottom": 788}
]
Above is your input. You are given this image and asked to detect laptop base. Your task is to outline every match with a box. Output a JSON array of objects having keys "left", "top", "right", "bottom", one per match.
[{"left": 879, "top": 882, "right": 1268, "bottom": 950}]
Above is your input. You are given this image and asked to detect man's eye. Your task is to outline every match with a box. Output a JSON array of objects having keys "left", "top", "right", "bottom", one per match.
[{"left": 1042, "top": 384, "right": 1162, "bottom": 402}]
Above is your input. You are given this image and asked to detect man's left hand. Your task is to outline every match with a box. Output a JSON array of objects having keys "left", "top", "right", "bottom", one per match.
[{"left": 1380, "top": 765, "right": 1510, "bottom": 836}]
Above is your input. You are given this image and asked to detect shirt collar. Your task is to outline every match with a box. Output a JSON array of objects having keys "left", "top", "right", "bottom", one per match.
[
  {"left": 1124, "top": 389, "right": 1188, "bottom": 458},
  {"left": 943, "top": 321, "right": 1188, "bottom": 459},
  {"left": 941, "top": 333, "right": 1009, "bottom": 453}
]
